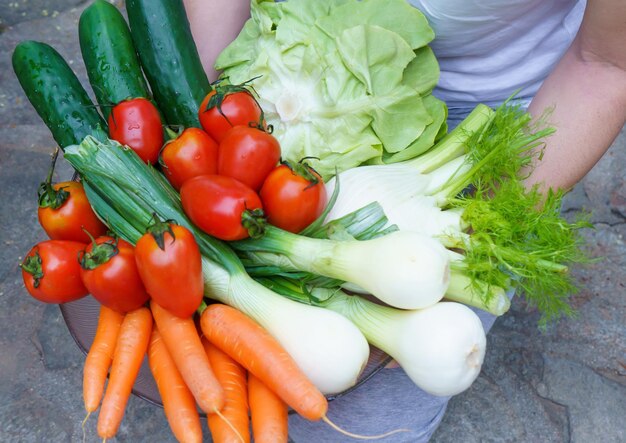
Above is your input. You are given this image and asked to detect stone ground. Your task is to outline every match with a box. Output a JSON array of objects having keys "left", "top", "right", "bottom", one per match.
[{"left": 0, "top": 1, "right": 624, "bottom": 442}]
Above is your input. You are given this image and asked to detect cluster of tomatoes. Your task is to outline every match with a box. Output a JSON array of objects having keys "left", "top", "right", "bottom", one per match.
[
  {"left": 21, "top": 82, "right": 327, "bottom": 318},
  {"left": 109, "top": 82, "right": 327, "bottom": 240},
  {"left": 23, "top": 169, "right": 204, "bottom": 317}
]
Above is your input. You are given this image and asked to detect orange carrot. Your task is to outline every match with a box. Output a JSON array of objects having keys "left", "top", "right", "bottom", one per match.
[
  {"left": 150, "top": 300, "right": 225, "bottom": 414},
  {"left": 200, "top": 304, "right": 327, "bottom": 421},
  {"left": 97, "top": 306, "right": 153, "bottom": 439},
  {"left": 83, "top": 305, "right": 125, "bottom": 414},
  {"left": 248, "top": 373, "right": 289, "bottom": 443},
  {"left": 202, "top": 338, "right": 250, "bottom": 443},
  {"left": 148, "top": 327, "right": 202, "bottom": 443}
]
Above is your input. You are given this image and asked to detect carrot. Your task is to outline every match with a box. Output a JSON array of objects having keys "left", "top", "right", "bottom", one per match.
[
  {"left": 150, "top": 300, "right": 225, "bottom": 414},
  {"left": 83, "top": 305, "right": 125, "bottom": 414},
  {"left": 248, "top": 373, "right": 289, "bottom": 443},
  {"left": 97, "top": 306, "right": 152, "bottom": 439},
  {"left": 200, "top": 304, "right": 327, "bottom": 421},
  {"left": 148, "top": 327, "right": 202, "bottom": 443},
  {"left": 202, "top": 338, "right": 250, "bottom": 443}
]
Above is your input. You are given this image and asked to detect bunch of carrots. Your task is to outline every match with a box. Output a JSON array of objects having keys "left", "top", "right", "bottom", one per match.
[{"left": 87, "top": 302, "right": 297, "bottom": 442}]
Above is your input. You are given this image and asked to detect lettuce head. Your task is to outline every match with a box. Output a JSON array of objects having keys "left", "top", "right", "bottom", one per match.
[{"left": 216, "top": 0, "right": 447, "bottom": 179}]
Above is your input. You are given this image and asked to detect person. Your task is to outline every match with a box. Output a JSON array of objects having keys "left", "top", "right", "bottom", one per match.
[{"left": 183, "top": 0, "right": 626, "bottom": 441}]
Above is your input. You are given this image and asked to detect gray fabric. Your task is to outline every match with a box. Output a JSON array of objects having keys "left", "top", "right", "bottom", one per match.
[{"left": 287, "top": 303, "right": 504, "bottom": 442}]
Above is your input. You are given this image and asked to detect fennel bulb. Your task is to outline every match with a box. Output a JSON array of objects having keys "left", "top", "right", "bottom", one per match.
[
  {"left": 324, "top": 162, "right": 467, "bottom": 237},
  {"left": 235, "top": 229, "right": 451, "bottom": 310},
  {"left": 323, "top": 105, "right": 493, "bottom": 237},
  {"left": 201, "top": 259, "right": 370, "bottom": 395},
  {"left": 325, "top": 294, "right": 486, "bottom": 396},
  {"left": 215, "top": 0, "right": 447, "bottom": 179}
]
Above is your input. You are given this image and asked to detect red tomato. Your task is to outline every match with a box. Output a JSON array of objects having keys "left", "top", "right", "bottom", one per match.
[
  {"left": 79, "top": 236, "right": 149, "bottom": 313},
  {"left": 21, "top": 240, "right": 88, "bottom": 303},
  {"left": 260, "top": 163, "right": 327, "bottom": 233},
  {"left": 38, "top": 180, "right": 108, "bottom": 243},
  {"left": 134, "top": 221, "right": 203, "bottom": 318},
  {"left": 198, "top": 87, "right": 263, "bottom": 143},
  {"left": 160, "top": 127, "right": 219, "bottom": 190},
  {"left": 218, "top": 126, "right": 281, "bottom": 191},
  {"left": 180, "top": 175, "right": 265, "bottom": 241},
  {"left": 108, "top": 97, "right": 164, "bottom": 164}
]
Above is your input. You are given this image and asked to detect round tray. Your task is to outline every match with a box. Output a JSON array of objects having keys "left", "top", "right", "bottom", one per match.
[{"left": 60, "top": 296, "right": 391, "bottom": 410}]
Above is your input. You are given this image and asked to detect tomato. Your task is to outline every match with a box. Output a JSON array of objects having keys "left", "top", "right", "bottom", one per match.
[
  {"left": 38, "top": 180, "right": 108, "bottom": 243},
  {"left": 20, "top": 240, "right": 88, "bottom": 303},
  {"left": 79, "top": 236, "right": 149, "bottom": 313},
  {"left": 180, "top": 175, "right": 265, "bottom": 241},
  {"left": 160, "top": 127, "right": 219, "bottom": 190},
  {"left": 108, "top": 97, "right": 164, "bottom": 164},
  {"left": 134, "top": 220, "right": 203, "bottom": 318},
  {"left": 37, "top": 149, "right": 107, "bottom": 243},
  {"left": 260, "top": 163, "right": 327, "bottom": 233},
  {"left": 198, "top": 86, "right": 263, "bottom": 143},
  {"left": 218, "top": 126, "right": 281, "bottom": 191}
]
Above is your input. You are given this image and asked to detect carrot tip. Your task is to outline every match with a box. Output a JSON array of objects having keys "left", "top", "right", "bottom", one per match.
[
  {"left": 81, "top": 410, "right": 91, "bottom": 427},
  {"left": 81, "top": 411, "right": 91, "bottom": 443},
  {"left": 322, "top": 415, "right": 411, "bottom": 440}
]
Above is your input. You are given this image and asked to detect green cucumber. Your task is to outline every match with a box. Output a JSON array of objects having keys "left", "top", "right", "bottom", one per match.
[
  {"left": 12, "top": 41, "right": 108, "bottom": 149},
  {"left": 79, "top": 0, "right": 151, "bottom": 119},
  {"left": 126, "top": 0, "right": 210, "bottom": 128}
]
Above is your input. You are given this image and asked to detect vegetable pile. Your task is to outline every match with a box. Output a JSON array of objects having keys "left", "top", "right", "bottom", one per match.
[{"left": 13, "top": 0, "right": 591, "bottom": 441}]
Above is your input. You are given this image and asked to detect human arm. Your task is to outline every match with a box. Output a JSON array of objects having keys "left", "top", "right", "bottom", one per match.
[
  {"left": 183, "top": 0, "right": 250, "bottom": 82},
  {"left": 525, "top": 0, "right": 626, "bottom": 193}
]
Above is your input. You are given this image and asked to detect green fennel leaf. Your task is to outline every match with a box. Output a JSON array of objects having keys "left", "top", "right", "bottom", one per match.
[{"left": 439, "top": 103, "right": 594, "bottom": 327}]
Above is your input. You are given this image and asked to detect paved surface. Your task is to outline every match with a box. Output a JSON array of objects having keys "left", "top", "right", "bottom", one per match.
[{"left": 0, "top": 2, "right": 624, "bottom": 442}]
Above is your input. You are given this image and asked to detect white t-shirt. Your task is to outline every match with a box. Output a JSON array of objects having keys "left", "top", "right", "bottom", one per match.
[{"left": 410, "top": 0, "right": 586, "bottom": 111}]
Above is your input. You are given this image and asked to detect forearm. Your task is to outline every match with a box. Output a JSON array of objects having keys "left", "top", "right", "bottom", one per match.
[
  {"left": 525, "top": 0, "right": 626, "bottom": 193},
  {"left": 183, "top": 0, "right": 250, "bottom": 82},
  {"left": 526, "top": 43, "right": 626, "bottom": 192}
]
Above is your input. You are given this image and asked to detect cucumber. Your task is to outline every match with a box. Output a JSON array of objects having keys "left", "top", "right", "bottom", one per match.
[
  {"left": 12, "top": 41, "right": 108, "bottom": 149},
  {"left": 79, "top": 0, "right": 151, "bottom": 119},
  {"left": 126, "top": 0, "right": 209, "bottom": 128}
]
